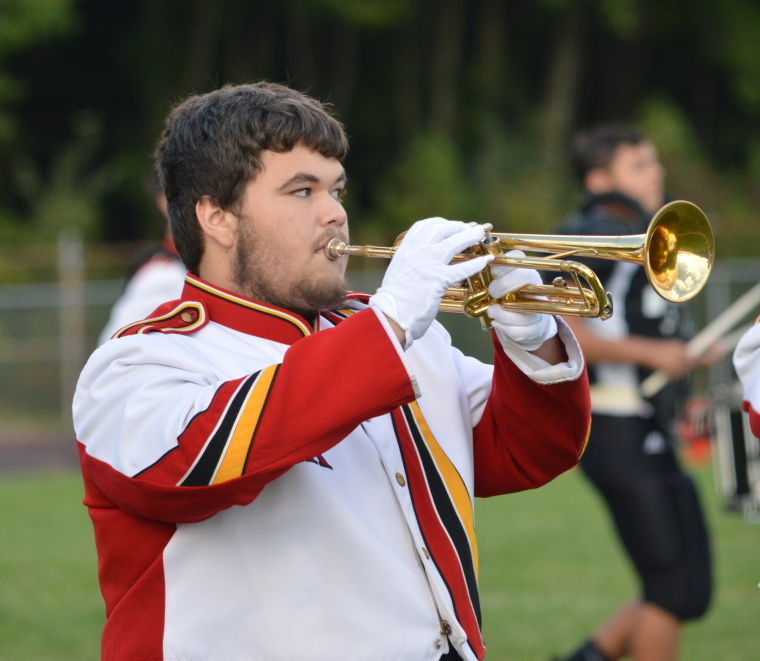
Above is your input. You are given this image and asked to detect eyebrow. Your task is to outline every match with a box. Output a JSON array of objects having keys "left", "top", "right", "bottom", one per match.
[{"left": 278, "top": 171, "right": 347, "bottom": 191}]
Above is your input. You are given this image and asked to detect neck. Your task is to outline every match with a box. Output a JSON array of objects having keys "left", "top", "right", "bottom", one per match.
[{"left": 196, "top": 266, "right": 319, "bottom": 325}]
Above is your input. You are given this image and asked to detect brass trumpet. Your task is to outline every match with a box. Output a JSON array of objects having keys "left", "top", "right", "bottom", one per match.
[{"left": 326, "top": 200, "right": 714, "bottom": 329}]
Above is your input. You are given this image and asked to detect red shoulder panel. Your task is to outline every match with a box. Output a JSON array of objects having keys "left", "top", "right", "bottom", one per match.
[{"left": 113, "top": 300, "right": 207, "bottom": 338}]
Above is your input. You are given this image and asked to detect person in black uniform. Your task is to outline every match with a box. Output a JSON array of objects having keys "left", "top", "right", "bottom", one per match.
[{"left": 552, "top": 124, "right": 721, "bottom": 661}]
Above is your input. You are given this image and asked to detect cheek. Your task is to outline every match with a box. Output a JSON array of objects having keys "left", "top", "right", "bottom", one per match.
[
  {"left": 277, "top": 214, "right": 312, "bottom": 243},
  {"left": 259, "top": 215, "right": 305, "bottom": 252}
]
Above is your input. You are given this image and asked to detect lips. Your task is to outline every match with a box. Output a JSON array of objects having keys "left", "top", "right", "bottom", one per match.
[{"left": 315, "top": 233, "right": 348, "bottom": 254}]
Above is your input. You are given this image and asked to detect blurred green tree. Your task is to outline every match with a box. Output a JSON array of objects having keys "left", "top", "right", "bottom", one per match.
[
  {"left": 10, "top": 111, "right": 120, "bottom": 243},
  {"left": 0, "top": 0, "right": 77, "bottom": 236},
  {"left": 0, "top": 0, "right": 759, "bottom": 252},
  {"left": 0, "top": 0, "right": 75, "bottom": 145}
]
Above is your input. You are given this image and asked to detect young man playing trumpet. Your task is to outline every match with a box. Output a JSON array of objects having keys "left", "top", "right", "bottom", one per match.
[{"left": 73, "top": 82, "right": 590, "bottom": 661}]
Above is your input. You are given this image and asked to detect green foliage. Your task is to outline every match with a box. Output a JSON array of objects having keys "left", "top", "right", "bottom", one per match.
[
  {"left": 746, "top": 138, "right": 760, "bottom": 201},
  {"left": 638, "top": 97, "right": 760, "bottom": 257},
  {"left": 365, "top": 120, "right": 571, "bottom": 243},
  {"left": 366, "top": 130, "right": 478, "bottom": 241},
  {"left": 469, "top": 119, "right": 574, "bottom": 234},
  {"left": 715, "top": 0, "right": 760, "bottom": 117},
  {"left": 1, "top": 0, "right": 760, "bottom": 256},
  {"left": 0, "top": 0, "right": 76, "bottom": 53},
  {"left": 308, "top": 0, "right": 410, "bottom": 26},
  {"left": 8, "top": 111, "right": 121, "bottom": 243},
  {"left": 0, "top": 0, "right": 76, "bottom": 145},
  {"left": 595, "top": 0, "right": 642, "bottom": 39}
]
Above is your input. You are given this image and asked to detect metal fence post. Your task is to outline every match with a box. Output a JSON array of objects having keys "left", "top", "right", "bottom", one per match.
[{"left": 58, "top": 230, "right": 86, "bottom": 427}]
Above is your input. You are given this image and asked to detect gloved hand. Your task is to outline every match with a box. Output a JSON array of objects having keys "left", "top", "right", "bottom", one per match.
[
  {"left": 370, "top": 217, "right": 493, "bottom": 348},
  {"left": 487, "top": 250, "right": 558, "bottom": 352}
]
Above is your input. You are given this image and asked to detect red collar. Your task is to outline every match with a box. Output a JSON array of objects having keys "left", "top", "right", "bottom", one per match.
[{"left": 182, "top": 274, "right": 368, "bottom": 346}]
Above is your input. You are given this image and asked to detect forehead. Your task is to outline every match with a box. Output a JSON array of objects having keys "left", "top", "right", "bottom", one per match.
[
  {"left": 256, "top": 144, "right": 345, "bottom": 182},
  {"left": 611, "top": 141, "right": 658, "bottom": 168}
]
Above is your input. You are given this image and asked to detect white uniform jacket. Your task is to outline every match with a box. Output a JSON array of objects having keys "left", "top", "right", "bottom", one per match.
[
  {"left": 73, "top": 273, "right": 590, "bottom": 661},
  {"left": 734, "top": 317, "right": 760, "bottom": 440}
]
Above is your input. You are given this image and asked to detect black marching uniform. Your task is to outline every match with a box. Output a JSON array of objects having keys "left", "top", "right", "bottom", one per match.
[{"left": 556, "top": 191, "right": 712, "bottom": 621}]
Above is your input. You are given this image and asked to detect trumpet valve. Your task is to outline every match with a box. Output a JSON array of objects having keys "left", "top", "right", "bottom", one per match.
[{"left": 481, "top": 228, "right": 501, "bottom": 257}]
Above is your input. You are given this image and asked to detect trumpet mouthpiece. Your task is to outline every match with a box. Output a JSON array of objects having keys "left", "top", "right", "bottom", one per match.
[{"left": 325, "top": 238, "right": 347, "bottom": 260}]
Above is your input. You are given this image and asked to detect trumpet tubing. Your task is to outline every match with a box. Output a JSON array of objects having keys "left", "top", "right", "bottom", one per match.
[{"left": 326, "top": 200, "right": 714, "bottom": 328}]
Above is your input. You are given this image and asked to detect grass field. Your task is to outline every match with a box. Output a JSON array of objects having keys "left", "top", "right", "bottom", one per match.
[{"left": 0, "top": 462, "right": 757, "bottom": 660}]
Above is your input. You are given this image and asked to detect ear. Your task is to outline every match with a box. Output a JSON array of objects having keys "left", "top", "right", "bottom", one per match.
[
  {"left": 196, "top": 196, "right": 237, "bottom": 250},
  {"left": 585, "top": 168, "right": 614, "bottom": 195}
]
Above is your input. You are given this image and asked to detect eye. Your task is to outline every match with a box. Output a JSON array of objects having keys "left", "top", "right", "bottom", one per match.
[
  {"left": 292, "top": 188, "right": 311, "bottom": 198},
  {"left": 332, "top": 187, "right": 346, "bottom": 201}
]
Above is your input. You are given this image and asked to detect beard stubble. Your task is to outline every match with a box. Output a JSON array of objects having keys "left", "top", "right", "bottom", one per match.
[{"left": 232, "top": 219, "right": 348, "bottom": 320}]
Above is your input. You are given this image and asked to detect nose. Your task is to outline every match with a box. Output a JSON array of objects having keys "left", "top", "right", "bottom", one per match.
[{"left": 319, "top": 192, "right": 347, "bottom": 228}]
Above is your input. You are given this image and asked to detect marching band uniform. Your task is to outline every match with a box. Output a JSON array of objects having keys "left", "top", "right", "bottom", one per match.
[
  {"left": 74, "top": 273, "right": 590, "bottom": 661},
  {"left": 734, "top": 317, "right": 760, "bottom": 440}
]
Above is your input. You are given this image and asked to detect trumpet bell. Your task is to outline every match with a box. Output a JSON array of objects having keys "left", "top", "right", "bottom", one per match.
[{"left": 645, "top": 200, "right": 714, "bottom": 303}]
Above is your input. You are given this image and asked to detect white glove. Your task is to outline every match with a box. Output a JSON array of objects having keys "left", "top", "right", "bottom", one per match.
[
  {"left": 487, "top": 250, "right": 558, "bottom": 352},
  {"left": 370, "top": 217, "right": 493, "bottom": 348}
]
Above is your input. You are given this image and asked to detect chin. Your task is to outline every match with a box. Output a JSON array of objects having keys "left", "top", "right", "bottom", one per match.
[{"left": 289, "top": 276, "right": 348, "bottom": 314}]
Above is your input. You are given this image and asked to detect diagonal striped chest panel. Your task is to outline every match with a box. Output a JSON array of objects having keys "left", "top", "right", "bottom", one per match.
[{"left": 391, "top": 402, "right": 485, "bottom": 659}]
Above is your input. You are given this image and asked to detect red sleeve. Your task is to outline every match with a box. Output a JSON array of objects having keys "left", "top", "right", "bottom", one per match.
[
  {"left": 744, "top": 400, "right": 760, "bottom": 440},
  {"left": 472, "top": 333, "right": 591, "bottom": 497},
  {"left": 81, "top": 308, "right": 416, "bottom": 523}
]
